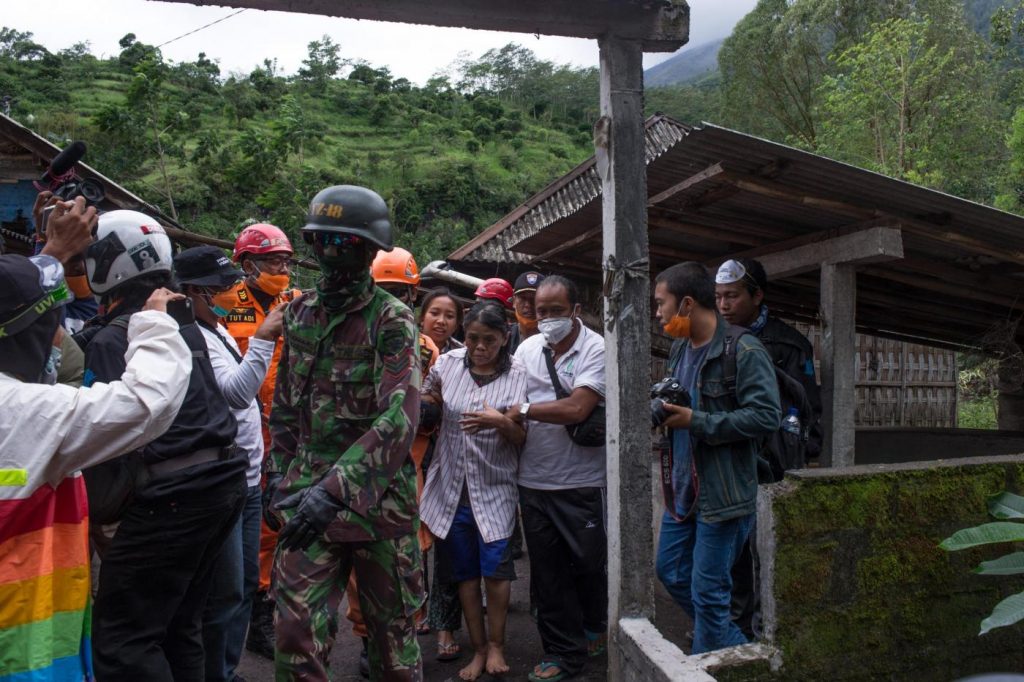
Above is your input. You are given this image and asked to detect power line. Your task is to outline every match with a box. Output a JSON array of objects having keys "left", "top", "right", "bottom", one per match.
[{"left": 156, "top": 8, "right": 247, "bottom": 49}]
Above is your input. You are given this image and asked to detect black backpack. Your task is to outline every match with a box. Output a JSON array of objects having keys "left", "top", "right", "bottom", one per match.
[{"left": 721, "top": 327, "right": 813, "bottom": 483}]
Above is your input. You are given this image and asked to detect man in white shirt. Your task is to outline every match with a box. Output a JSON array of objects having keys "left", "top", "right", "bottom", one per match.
[
  {"left": 507, "top": 275, "right": 607, "bottom": 682},
  {"left": 174, "top": 246, "right": 284, "bottom": 682}
]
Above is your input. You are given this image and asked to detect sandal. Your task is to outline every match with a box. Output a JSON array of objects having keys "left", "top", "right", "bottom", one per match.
[
  {"left": 417, "top": 622, "right": 431, "bottom": 636},
  {"left": 527, "top": 661, "right": 568, "bottom": 682},
  {"left": 436, "top": 640, "right": 461, "bottom": 661},
  {"left": 585, "top": 629, "right": 607, "bottom": 657}
]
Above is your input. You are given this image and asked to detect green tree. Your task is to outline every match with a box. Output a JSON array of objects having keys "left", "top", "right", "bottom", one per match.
[
  {"left": 298, "top": 35, "right": 341, "bottom": 92},
  {"left": 816, "top": 14, "right": 1003, "bottom": 200}
]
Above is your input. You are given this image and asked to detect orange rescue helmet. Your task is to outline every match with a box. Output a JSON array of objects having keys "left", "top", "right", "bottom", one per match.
[{"left": 371, "top": 247, "right": 420, "bottom": 286}]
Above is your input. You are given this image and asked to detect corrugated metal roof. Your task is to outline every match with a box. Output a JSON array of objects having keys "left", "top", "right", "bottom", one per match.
[
  {"left": 450, "top": 116, "right": 690, "bottom": 262},
  {"left": 450, "top": 116, "right": 1024, "bottom": 349}
]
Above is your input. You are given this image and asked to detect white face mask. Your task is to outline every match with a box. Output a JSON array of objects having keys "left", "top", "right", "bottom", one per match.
[{"left": 538, "top": 316, "right": 574, "bottom": 345}]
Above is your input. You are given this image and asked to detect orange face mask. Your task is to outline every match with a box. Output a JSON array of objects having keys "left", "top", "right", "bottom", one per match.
[
  {"left": 66, "top": 275, "right": 92, "bottom": 300},
  {"left": 515, "top": 310, "right": 538, "bottom": 334},
  {"left": 253, "top": 272, "right": 291, "bottom": 297},
  {"left": 662, "top": 300, "right": 692, "bottom": 339},
  {"left": 210, "top": 291, "right": 238, "bottom": 317}
]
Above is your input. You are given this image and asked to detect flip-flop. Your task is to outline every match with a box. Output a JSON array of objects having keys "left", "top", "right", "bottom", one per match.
[
  {"left": 527, "top": 661, "right": 568, "bottom": 682},
  {"left": 436, "top": 640, "right": 461, "bottom": 661},
  {"left": 417, "top": 622, "right": 431, "bottom": 636},
  {"left": 585, "top": 629, "right": 606, "bottom": 657}
]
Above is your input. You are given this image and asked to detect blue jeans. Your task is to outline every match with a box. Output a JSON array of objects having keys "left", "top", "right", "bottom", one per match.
[
  {"left": 656, "top": 510, "right": 753, "bottom": 654},
  {"left": 203, "top": 484, "right": 262, "bottom": 681}
]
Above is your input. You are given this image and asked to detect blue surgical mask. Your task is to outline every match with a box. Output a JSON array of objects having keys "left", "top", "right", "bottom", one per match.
[
  {"left": 538, "top": 316, "right": 574, "bottom": 345},
  {"left": 202, "top": 291, "right": 230, "bottom": 318}
]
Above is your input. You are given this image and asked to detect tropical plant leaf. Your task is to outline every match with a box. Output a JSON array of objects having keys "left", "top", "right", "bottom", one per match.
[
  {"left": 980, "top": 591, "right": 1024, "bottom": 635},
  {"left": 988, "top": 492, "right": 1024, "bottom": 520},
  {"left": 939, "top": 522, "right": 1024, "bottom": 551},
  {"left": 975, "top": 551, "right": 1024, "bottom": 575}
]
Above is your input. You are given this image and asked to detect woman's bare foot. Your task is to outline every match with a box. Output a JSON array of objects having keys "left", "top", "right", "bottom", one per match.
[
  {"left": 459, "top": 650, "right": 487, "bottom": 681},
  {"left": 486, "top": 643, "right": 510, "bottom": 676}
]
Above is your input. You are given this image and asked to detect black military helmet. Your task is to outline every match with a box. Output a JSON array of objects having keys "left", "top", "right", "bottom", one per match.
[{"left": 302, "top": 185, "right": 393, "bottom": 251}]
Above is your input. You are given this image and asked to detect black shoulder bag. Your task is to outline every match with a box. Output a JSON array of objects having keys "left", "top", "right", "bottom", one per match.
[{"left": 542, "top": 347, "right": 606, "bottom": 448}]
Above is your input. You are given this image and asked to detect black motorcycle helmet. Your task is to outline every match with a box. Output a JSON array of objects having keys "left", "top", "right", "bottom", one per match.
[{"left": 302, "top": 185, "right": 394, "bottom": 252}]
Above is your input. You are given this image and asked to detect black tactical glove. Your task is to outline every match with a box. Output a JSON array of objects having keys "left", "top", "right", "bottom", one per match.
[
  {"left": 262, "top": 472, "right": 284, "bottom": 531},
  {"left": 275, "top": 485, "right": 345, "bottom": 551}
]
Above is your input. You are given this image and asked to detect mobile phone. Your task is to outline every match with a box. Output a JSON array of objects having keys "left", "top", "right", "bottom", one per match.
[{"left": 166, "top": 297, "right": 195, "bottom": 327}]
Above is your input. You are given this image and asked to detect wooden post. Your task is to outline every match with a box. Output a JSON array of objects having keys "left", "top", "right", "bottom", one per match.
[
  {"left": 820, "top": 263, "right": 857, "bottom": 467},
  {"left": 598, "top": 34, "right": 652, "bottom": 681}
]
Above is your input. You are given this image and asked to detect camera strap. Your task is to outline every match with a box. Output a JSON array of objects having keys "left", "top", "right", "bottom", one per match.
[{"left": 659, "top": 435, "right": 699, "bottom": 523}]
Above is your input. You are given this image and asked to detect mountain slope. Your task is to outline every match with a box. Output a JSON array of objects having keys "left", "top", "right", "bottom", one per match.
[{"left": 644, "top": 39, "right": 723, "bottom": 88}]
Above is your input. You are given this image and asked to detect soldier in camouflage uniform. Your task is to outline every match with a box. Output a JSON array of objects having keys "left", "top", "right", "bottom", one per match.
[{"left": 264, "top": 185, "right": 424, "bottom": 681}]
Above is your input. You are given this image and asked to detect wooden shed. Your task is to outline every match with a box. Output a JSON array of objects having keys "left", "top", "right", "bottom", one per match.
[{"left": 449, "top": 115, "right": 1024, "bottom": 464}]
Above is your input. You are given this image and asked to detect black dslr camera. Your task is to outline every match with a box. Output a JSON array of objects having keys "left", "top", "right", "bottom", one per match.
[
  {"left": 37, "top": 141, "right": 106, "bottom": 233},
  {"left": 650, "top": 377, "right": 692, "bottom": 427},
  {"left": 45, "top": 142, "right": 105, "bottom": 206}
]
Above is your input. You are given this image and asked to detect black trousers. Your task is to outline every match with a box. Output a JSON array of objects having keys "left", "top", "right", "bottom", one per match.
[
  {"left": 519, "top": 486, "right": 607, "bottom": 676},
  {"left": 92, "top": 471, "right": 246, "bottom": 681}
]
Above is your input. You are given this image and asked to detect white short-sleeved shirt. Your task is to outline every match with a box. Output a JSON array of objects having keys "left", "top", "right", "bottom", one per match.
[
  {"left": 419, "top": 349, "right": 529, "bottom": 543},
  {"left": 514, "top": 322, "right": 607, "bottom": 490}
]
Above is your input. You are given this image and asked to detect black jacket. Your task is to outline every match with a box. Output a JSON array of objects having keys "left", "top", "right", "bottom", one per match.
[
  {"left": 84, "top": 308, "right": 239, "bottom": 467},
  {"left": 755, "top": 316, "right": 823, "bottom": 459}
]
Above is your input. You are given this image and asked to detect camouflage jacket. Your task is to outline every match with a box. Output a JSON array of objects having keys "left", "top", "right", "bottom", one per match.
[{"left": 270, "top": 285, "right": 422, "bottom": 542}]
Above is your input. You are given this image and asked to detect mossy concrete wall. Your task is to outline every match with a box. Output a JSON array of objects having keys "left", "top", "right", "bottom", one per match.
[{"left": 755, "top": 455, "right": 1024, "bottom": 681}]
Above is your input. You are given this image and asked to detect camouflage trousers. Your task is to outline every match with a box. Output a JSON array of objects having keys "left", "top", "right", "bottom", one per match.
[{"left": 272, "top": 532, "right": 425, "bottom": 682}]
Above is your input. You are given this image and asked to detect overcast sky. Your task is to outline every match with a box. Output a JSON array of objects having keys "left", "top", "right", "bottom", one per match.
[{"left": 5, "top": 0, "right": 756, "bottom": 83}]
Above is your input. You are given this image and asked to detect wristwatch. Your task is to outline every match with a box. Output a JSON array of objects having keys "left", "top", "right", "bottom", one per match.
[{"left": 519, "top": 402, "right": 531, "bottom": 420}]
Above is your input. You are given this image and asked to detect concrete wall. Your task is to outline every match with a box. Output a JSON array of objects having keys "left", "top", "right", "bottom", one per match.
[
  {"left": 755, "top": 455, "right": 1024, "bottom": 680},
  {"left": 628, "top": 455, "right": 1024, "bottom": 680}
]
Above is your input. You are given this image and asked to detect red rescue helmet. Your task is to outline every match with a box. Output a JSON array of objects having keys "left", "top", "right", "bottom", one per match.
[
  {"left": 232, "top": 223, "right": 294, "bottom": 262},
  {"left": 474, "top": 278, "right": 514, "bottom": 310}
]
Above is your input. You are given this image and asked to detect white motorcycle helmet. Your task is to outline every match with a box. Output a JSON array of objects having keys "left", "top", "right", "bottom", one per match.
[{"left": 86, "top": 210, "right": 173, "bottom": 296}]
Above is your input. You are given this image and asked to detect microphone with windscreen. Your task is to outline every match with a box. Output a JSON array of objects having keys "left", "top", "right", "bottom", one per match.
[{"left": 35, "top": 140, "right": 105, "bottom": 207}]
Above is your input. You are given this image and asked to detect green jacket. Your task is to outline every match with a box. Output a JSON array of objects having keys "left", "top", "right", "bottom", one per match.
[
  {"left": 270, "top": 285, "right": 422, "bottom": 542},
  {"left": 668, "top": 315, "right": 781, "bottom": 522}
]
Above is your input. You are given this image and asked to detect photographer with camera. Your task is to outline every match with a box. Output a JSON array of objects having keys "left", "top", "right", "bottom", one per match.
[
  {"left": 0, "top": 197, "right": 194, "bottom": 682},
  {"left": 651, "top": 262, "right": 780, "bottom": 654}
]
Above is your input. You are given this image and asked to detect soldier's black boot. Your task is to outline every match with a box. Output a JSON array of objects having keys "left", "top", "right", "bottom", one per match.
[
  {"left": 359, "top": 637, "right": 369, "bottom": 678},
  {"left": 245, "top": 591, "right": 276, "bottom": 660}
]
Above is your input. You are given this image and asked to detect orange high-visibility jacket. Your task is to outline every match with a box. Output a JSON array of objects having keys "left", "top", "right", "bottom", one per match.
[{"left": 221, "top": 280, "right": 300, "bottom": 417}]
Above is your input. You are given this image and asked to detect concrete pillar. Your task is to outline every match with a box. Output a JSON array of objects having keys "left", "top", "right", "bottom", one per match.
[
  {"left": 598, "top": 34, "right": 653, "bottom": 681},
  {"left": 820, "top": 262, "right": 857, "bottom": 467}
]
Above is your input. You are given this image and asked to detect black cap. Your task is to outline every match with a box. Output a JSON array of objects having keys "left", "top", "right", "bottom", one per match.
[
  {"left": 0, "top": 254, "right": 68, "bottom": 337},
  {"left": 0, "top": 255, "right": 47, "bottom": 320},
  {"left": 174, "top": 246, "right": 242, "bottom": 287},
  {"left": 513, "top": 271, "right": 546, "bottom": 294}
]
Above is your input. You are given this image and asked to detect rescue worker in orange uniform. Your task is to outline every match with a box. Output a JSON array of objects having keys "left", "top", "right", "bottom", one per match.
[
  {"left": 345, "top": 247, "right": 437, "bottom": 678},
  {"left": 220, "top": 223, "right": 301, "bottom": 660}
]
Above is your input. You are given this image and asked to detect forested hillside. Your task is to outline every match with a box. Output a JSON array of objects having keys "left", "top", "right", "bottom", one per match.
[
  {"left": 0, "top": 35, "right": 603, "bottom": 260},
  {"left": 5, "top": 0, "right": 1024, "bottom": 261}
]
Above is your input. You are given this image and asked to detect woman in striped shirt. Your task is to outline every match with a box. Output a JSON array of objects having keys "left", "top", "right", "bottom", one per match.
[{"left": 420, "top": 301, "right": 528, "bottom": 681}]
